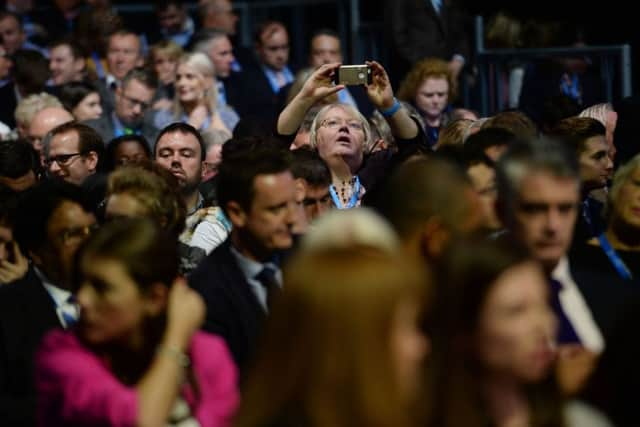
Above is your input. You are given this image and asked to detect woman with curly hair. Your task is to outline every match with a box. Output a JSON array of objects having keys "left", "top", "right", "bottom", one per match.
[{"left": 397, "top": 58, "right": 457, "bottom": 146}]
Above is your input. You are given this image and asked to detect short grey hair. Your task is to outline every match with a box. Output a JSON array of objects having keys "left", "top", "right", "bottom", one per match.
[
  {"left": 496, "top": 137, "right": 580, "bottom": 217},
  {"left": 15, "top": 93, "right": 62, "bottom": 126},
  {"left": 309, "top": 103, "right": 372, "bottom": 151}
]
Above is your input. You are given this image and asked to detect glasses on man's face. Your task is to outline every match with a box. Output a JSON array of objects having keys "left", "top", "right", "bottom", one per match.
[
  {"left": 320, "top": 118, "right": 364, "bottom": 132},
  {"left": 59, "top": 224, "right": 99, "bottom": 246},
  {"left": 45, "top": 152, "right": 85, "bottom": 168},
  {"left": 121, "top": 93, "right": 150, "bottom": 110}
]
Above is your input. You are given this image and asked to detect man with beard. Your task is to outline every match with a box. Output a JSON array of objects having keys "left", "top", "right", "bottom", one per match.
[
  {"left": 84, "top": 68, "right": 159, "bottom": 145},
  {"left": 154, "top": 122, "right": 231, "bottom": 273}
]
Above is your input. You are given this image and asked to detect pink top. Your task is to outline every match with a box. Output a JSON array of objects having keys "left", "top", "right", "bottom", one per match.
[{"left": 36, "top": 330, "right": 239, "bottom": 427}]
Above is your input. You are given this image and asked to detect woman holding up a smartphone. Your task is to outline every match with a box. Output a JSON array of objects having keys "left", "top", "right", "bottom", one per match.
[{"left": 277, "top": 61, "right": 430, "bottom": 209}]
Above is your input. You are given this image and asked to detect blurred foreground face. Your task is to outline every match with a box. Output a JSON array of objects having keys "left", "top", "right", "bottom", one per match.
[
  {"left": 511, "top": 172, "right": 579, "bottom": 271},
  {"left": 45, "top": 201, "right": 96, "bottom": 285},
  {"left": 391, "top": 299, "right": 429, "bottom": 398},
  {"left": 475, "top": 261, "right": 557, "bottom": 382},
  {"left": 77, "top": 257, "right": 154, "bottom": 346}
]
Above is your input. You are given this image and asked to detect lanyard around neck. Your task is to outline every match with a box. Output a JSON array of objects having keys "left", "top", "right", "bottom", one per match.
[
  {"left": 597, "top": 233, "right": 633, "bottom": 280},
  {"left": 329, "top": 176, "right": 361, "bottom": 209}
]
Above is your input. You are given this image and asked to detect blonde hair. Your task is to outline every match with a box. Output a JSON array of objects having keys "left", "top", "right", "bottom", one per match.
[
  {"left": 607, "top": 153, "right": 640, "bottom": 219},
  {"left": 15, "top": 93, "right": 63, "bottom": 126},
  {"left": 309, "top": 103, "right": 372, "bottom": 151},
  {"left": 172, "top": 52, "right": 219, "bottom": 119},
  {"left": 435, "top": 118, "right": 473, "bottom": 149},
  {"left": 235, "top": 246, "right": 430, "bottom": 427},
  {"left": 302, "top": 208, "right": 400, "bottom": 252},
  {"left": 149, "top": 40, "right": 183, "bottom": 62}
]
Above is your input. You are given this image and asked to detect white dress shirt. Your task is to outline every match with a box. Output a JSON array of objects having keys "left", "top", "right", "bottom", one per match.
[{"left": 551, "top": 257, "right": 605, "bottom": 353}]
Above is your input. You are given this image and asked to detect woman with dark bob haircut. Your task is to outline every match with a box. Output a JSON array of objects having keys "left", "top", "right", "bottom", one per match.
[
  {"left": 36, "top": 218, "right": 239, "bottom": 426},
  {"left": 58, "top": 81, "right": 104, "bottom": 122},
  {"left": 234, "top": 246, "right": 431, "bottom": 427}
]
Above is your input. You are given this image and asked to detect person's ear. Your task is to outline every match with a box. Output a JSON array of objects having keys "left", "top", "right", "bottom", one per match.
[
  {"left": 73, "top": 58, "right": 85, "bottom": 74},
  {"left": 144, "top": 282, "right": 169, "bottom": 316},
  {"left": 85, "top": 151, "right": 99, "bottom": 172},
  {"left": 226, "top": 201, "right": 247, "bottom": 228},
  {"left": 419, "top": 218, "right": 449, "bottom": 259}
]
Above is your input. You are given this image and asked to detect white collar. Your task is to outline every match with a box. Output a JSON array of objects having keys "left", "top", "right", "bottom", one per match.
[{"left": 34, "top": 266, "right": 72, "bottom": 307}]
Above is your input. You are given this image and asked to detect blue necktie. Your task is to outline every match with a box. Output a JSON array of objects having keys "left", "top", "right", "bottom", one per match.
[
  {"left": 549, "top": 279, "right": 581, "bottom": 345},
  {"left": 61, "top": 295, "right": 78, "bottom": 329}
]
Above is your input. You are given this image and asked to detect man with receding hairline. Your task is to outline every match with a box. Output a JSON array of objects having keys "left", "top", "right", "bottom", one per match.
[
  {"left": 96, "top": 30, "right": 145, "bottom": 114},
  {"left": 236, "top": 21, "right": 296, "bottom": 120},
  {"left": 28, "top": 107, "right": 74, "bottom": 165}
]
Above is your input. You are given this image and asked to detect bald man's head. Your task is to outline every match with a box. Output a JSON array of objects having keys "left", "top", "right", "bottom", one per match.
[{"left": 28, "top": 107, "right": 74, "bottom": 162}]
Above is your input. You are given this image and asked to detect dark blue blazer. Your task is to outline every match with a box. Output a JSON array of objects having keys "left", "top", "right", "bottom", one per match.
[
  {"left": 188, "top": 238, "right": 266, "bottom": 373},
  {"left": 0, "top": 267, "right": 62, "bottom": 427}
]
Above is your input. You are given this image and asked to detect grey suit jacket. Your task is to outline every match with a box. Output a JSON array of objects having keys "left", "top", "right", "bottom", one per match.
[{"left": 84, "top": 114, "right": 160, "bottom": 148}]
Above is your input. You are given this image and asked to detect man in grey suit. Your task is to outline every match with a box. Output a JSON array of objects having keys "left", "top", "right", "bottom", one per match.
[{"left": 84, "top": 68, "right": 160, "bottom": 147}]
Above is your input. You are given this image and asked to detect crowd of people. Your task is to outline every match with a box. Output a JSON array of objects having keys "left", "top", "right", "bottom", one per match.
[{"left": 0, "top": 0, "right": 639, "bottom": 426}]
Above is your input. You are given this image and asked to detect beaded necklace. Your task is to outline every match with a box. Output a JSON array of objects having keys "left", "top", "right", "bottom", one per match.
[{"left": 329, "top": 176, "right": 361, "bottom": 209}]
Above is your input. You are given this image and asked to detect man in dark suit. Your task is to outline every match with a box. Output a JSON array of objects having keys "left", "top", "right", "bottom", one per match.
[
  {"left": 189, "top": 142, "right": 297, "bottom": 372},
  {"left": 0, "top": 49, "right": 49, "bottom": 129},
  {"left": 234, "top": 21, "right": 297, "bottom": 122},
  {"left": 277, "top": 29, "right": 374, "bottom": 118},
  {"left": 85, "top": 68, "right": 160, "bottom": 146},
  {"left": 95, "top": 30, "right": 145, "bottom": 115},
  {"left": 387, "top": 0, "right": 470, "bottom": 84},
  {"left": 495, "top": 137, "right": 640, "bottom": 397},
  {"left": 0, "top": 180, "right": 96, "bottom": 426}
]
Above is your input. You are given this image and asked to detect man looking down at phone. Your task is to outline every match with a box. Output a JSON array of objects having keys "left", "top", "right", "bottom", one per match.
[{"left": 277, "top": 61, "right": 429, "bottom": 209}]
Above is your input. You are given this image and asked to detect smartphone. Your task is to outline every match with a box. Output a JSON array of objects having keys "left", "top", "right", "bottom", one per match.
[{"left": 334, "top": 65, "right": 372, "bottom": 86}]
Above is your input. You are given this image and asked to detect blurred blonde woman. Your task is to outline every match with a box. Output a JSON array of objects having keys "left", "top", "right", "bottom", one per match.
[
  {"left": 155, "top": 52, "right": 234, "bottom": 133},
  {"left": 234, "top": 246, "right": 431, "bottom": 427}
]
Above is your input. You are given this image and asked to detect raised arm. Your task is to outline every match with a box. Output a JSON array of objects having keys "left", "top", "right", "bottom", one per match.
[
  {"left": 365, "top": 60, "right": 418, "bottom": 141},
  {"left": 277, "top": 63, "right": 345, "bottom": 136},
  {"left": 136, "top": 279, "right": 205, "bottom": 427}
]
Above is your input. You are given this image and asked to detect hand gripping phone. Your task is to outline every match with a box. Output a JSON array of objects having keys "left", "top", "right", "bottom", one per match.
[{"left": 334, "top": 65, "right": 372, "bottom": 85}]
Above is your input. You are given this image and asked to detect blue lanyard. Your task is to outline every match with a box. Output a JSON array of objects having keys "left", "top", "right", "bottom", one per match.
[
  {"left": 112, "top": 113, "right": 141, "bottom": 137},
  {"left": 329, "top": 176, "right": 361, "bottom": 209},
  {"left": 597, "top": 233, "right": 633, "bottom": 280}
]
